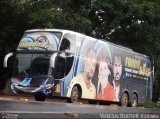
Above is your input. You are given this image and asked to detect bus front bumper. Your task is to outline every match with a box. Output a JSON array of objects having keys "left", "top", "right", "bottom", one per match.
[{"left": 11, "top": 83, "right": 54, "bottom": 95}]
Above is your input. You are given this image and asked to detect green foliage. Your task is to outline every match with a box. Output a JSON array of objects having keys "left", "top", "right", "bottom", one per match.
[
  {"left": 0, "top": 0, "right": 24, "bottom": 53},
  {"left": 23, "top": 0, "right": 92, "bottom": 33},
  {"left": 144, "top": 102, "right": 160, "bottom": 109}
]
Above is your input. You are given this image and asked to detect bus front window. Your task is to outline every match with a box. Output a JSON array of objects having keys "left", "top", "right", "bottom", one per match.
[
  {"left": 13, "top": 54, "right": 32, "bottom": 76},
  {"left": 31, "top": 57, "right": 50, "bottom": 76},
  {"left": 17, "top": 32, "right": 62, "bottom": 51},
  {"left": 14, "top": 53, "right": 50, "bottom": 77},
  {"left": 14, "top": 31, "right": 62, "bottom": 77}
]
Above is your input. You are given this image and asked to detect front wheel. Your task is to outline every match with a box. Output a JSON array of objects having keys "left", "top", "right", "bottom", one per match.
[
  {"left": 131, "top": 94, "right": 138, "bottom": 107},
  {"left": 69, "top": 85, "right": 81, "bottom": 103},
  {"left": 120, "top": 92, "right": 129, "bottom": 107},
  {"left": 35, "top": 93, "right": 46, "bottom": 101}
]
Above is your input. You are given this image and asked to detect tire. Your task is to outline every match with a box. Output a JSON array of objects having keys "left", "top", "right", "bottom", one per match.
[
  {"left": 120, "top": 92, "right": 129, "bottom": 107},
  {"left": 88, "top": 100, "right": 97, "bottom": 105},
  {"left": 131, "top": 93, "right": 138, "bottom": 107},
  {"left": 3, "top": 78, "right": 12, "bottom": 95},
  {"left": 70, "top": 85, "right": 81, "bottom": 103},
  {"left": 35, "top": 93, "right": 46, "bottom": 101}
]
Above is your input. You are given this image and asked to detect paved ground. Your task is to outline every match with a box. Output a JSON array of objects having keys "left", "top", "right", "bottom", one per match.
[{"left": 0, "top": 95, "right": 160, "bottom": 119}]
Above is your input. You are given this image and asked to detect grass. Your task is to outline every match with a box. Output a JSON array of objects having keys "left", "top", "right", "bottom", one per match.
[{"left": 144, "top": 101, "right": 160, "bottom": 109}]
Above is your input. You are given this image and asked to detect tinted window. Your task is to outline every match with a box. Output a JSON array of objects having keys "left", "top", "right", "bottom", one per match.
[
  {"left": 17, "top": 32, "right": 61, "bottom": 51},
  {"left": 54, "top": 33, "right": 76, "bottom": 79},
  {"left": 59, "top": 33, "right": 76, "bottom": 54}
]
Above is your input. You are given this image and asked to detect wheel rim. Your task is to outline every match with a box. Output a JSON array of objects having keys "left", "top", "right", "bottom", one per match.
[
  {"left": 71, "top": 86, "right": 79, "bottom": 102},
  {"left": 131, "top": 94, "right": 137, "bottom": 107},
  {"left": 121, "top": 93, "right": 128, "bottom": 106}
]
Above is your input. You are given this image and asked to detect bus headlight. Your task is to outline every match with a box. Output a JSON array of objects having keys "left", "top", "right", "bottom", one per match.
[{"left": 39, "top": 84, "right": 52, "bottom": 88}]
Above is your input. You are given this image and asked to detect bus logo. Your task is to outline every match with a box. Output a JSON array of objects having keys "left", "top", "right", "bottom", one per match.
[{"left": 55, "top": 83, "right": 61, "bottom": 93}]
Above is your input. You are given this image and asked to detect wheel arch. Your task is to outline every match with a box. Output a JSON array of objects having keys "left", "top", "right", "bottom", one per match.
[
  {"left": 131, "top": 91, "right": 138, "bottom": 103},
  {"left": 121, "top": 89, "right": 130, "bottom": 101},
  {"left": 67, "top": 83, "right": 82, "bottom": 103},
  {"left": 73, "top": 84, "right": 82, "bottom": 99},
  {"left": 120, "top": 89, "right": 130, "bottom": 106}
]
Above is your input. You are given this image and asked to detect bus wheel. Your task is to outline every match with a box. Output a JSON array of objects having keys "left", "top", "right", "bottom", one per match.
[
  {"left": 70, "top": 85, "right": 80, "bottom": 103},
  {"left": 35, "top": 93, "right": 46, "bottom": 101},
  {"left": 121, "top": 93, "right": 128, "bottom": 107},
  {"left": 131, "top": 94, "right": 138, "bottom": 107}
]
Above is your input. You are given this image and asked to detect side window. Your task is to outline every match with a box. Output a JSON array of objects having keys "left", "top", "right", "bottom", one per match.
[
  {"left": 59, "top": 38, "right": 70, "bottom": 51},
  {"left": 59, "top": 33, "right": 76, "bottom": 54},
  {"left": 54, "top": 56, "right": 66, "bottom": 79},
  {"left": 54, "top": 33, "right": 76, "bottom": 79}
]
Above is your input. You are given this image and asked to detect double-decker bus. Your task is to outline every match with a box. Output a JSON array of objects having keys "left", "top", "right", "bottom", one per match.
[{"left": 4, "top": 29, "right": 154, "bottom": 107}]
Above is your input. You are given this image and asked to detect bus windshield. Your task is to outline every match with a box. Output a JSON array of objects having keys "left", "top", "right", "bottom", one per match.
[
  {"left": 17, "top": 32, "right": 62, "bottom": 51},
  {"left": 14, "top": 31, "right": 62, "bottom": 77},
  {"left": 14, "top": 53, "right": 52, "bottom": 77}
]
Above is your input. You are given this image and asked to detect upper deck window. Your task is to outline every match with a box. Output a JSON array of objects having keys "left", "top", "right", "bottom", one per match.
[
  {"left": 17, "top": 32, "right": 62, "bottom": 51},
  {"left": 59, "top": 33, "right": 76, "bottom": 54}
]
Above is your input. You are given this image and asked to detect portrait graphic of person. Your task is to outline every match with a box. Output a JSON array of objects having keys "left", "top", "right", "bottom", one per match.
[
  {"left": 67, "top": 48, "right": 97, "bottom": 99},
  {"left": 96, "top": 48, "right": 115, "bottom": 101},
  {"left": 112, "top": 55, "right": 122, "bottom": 101},
  {"left": 36, "top": 35, "right": 49, "bottom": 44}
]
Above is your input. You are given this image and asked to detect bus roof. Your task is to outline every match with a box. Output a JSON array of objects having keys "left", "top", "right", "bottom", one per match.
[
  {"left": 25, "top": 29, "right": 86, "bottom": 37},
  {"left": 25, "top": 29, "right": 150, "bottom": 60},
  {"left": 103, "top": 40, "right": 149, "bottom": 59}
]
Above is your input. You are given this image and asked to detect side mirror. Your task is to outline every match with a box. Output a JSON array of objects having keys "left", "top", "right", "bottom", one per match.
[
  {"left": 3, "top": 52, "right": 14, "bottom": 68},
  {"left": 50, "top": 53, "right": 58, "bottom": 68}
]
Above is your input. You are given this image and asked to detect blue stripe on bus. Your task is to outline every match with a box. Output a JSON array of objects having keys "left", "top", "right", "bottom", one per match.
[
  {"left": 74, "top": 56, "right": 79, "bottom": 76},
  {"left": 61, "top": 80, "right": 64, "bottom": 96},
  {"left": 60, "top": 80, "right": 64, "bottom": 96},
  {"left": 42, "top": 78, "right": 48, "bottom": 85},
  {"left": 19, "top": 78, "right": 32, "bottom": 86},
  {"left": 73, "top": 36, "right": 84, "bottom": 76}
]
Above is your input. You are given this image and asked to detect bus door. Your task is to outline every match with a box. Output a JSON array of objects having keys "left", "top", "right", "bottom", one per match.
[{"left": 53, "top": 33, "right": 76, "bottom": 96}]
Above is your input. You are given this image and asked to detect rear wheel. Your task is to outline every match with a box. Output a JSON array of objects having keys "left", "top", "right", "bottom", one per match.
[
  {"left": 120, "top": 92, "right": 129, "bottom": 107},
  {"left": 35, "top": 93, "right": 46, "bottom": 101},
  {"left": 131, "top": 93, "right": 138, "bottom": 107},
  {"left": 70, "top": 85, "right": 81, "bottom": 103}
]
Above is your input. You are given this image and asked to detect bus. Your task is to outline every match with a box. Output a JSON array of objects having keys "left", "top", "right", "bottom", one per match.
[{"left": 4, "top": 29, "right": 154, "bottom": 107}]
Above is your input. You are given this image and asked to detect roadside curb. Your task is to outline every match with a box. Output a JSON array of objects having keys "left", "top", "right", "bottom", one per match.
[{"left": 0, "top": 95, "right": 34, "bottom": 102}]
